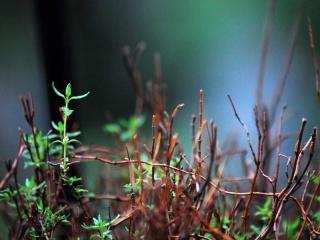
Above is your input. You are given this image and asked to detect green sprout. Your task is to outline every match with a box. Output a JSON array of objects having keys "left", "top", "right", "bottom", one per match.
[
  {"left": 82, "top": 214, "right": 120, "bottom": 240},
  {"left": 103, "top": 115, "right": 145, "bottom": 142},
  {"left": 22, "top": 131, "right": 49, "bottom": 169},
  {"left": 255, "top": 197, "right": 272, "bottom": 221},
  {"left": 51, "top": 82, "right": 89, "bottom": 176},
  {"left": 282, "top": 218, "right": 301, "bottom": 239}
]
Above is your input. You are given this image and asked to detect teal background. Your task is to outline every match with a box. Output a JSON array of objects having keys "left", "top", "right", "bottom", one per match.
[
  {"left": 0, "top": 0, "right": 319, "bottom": 182},
  {"left": 0, "top": 0, "right": 320, "bottom": 237}
]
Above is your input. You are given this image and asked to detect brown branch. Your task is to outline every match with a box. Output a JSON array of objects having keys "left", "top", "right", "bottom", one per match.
[
  {"left": 198, "top": 89, "right": 204, "bottom": 168},
  {"left": 0, "top": 138, "right": 24, "bottom": 190},
  {"left": 227, "top": 95, "right": 257, "bottom": 164}
]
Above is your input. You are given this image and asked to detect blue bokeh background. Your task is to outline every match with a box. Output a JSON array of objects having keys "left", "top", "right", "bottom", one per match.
[{"left": 0, "top": 0, "right": 319, "bottom": 180}]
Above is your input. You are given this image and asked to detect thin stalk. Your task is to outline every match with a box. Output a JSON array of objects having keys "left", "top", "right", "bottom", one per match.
[{"left": 62, "top": 100, "right": 69, "bottom": 174}]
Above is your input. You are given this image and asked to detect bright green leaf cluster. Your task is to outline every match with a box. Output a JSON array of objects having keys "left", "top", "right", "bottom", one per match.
[
  {"left": 52, "top": 82, "right": 90, "bottom": 104},
  {"left": 22, "top": 131, "right": 49, "bottom": 169},
  {"left": 255, "top": 197, "right": 272, "bottom": 221},
  {"left": 82, "top": 214, "right": 120, "bottom": 240},
  {"left": 282, "top": 218, "right": 300, "bottom": 239},
  {"left": 103, "top": 115, "right": 145, "bottom": 141}
]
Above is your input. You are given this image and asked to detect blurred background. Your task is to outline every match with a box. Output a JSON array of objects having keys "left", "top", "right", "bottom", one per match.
[{"left": 0, "top": 0, "right": 320, "bottom": 179}]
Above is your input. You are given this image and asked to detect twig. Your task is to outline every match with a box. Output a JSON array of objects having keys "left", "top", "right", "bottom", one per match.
[{"left": 227, "top": 95, "right": 257, "bottom": 164}]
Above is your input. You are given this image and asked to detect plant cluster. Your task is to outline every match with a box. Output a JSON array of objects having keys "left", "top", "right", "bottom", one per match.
[{"left": 1, "top": 14, "right": 320, "bottom": 240}]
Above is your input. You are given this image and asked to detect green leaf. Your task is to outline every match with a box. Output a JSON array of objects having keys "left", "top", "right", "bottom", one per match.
[
  {"left": 63, "top": 176, "right": 82, "bottom": 185},
  {"left": 128, "top": 116, "right": 145, "bottom": 130},
  {"left": 68, "top": 139, "right": 81, "bottom": 144},
  {"left": 61, "top": 107, "right": 74, "bottom": 117},
  {"left": 118, "top": 118, "right": 128, "bottom": 128},
  {"left": 58, "top": 122, "right": 64, "bottom": 131},
  {"left": 37, "top": 199, "right": 44, "bottom": 212},
  {"left": 250, "top": 225, "right": 261, "bottom": 235},
  {"left": 120, "top": 130, "right": 135, "bottom": 141},
  {"left": 89, "top": 234, "right": 100, "bottom": 240},
  {"left": 51, "top": 121, "right": 59, "bottom": 131},
  {"left": 67, "top": 131, "right": 81, "bottom": 138},
  {"left": 47, "top": 133, "right": 60, "bottom": 140},
  {"left": 311, "top": 175, "right": 320, "bottom": 185},
  {"left": 51, "top": 139, "right": 63, "bottom": 145},
  {"left": 74, "top": 186, "right": 88, "bottom": 194},
  {"left": 103, "top": 230, "right": 113, "bottom": 239},
  {"left": 222, "top": 217, "right": 230, "bottom": 230},
  {"left": 283, "top": 218, "right": 300, "bottom": 239},
  {"left": 314, "top": 211, "right": 320, "bottom": 225},
  {"left": 255, "top": 197, "right": 272, "bottom": 220},
  {"left": 0, "top": 188, "right": 12, "bottom": 202},
  {"left": 103, "top": 123, "right": 120, "bottom": 134},
  {"left": 82, "top": 214, "right": 109, "bottom": 233},
  {"left": 123, "top": 180, "right": 141, "bottom": 193},
  {"left": 70, "top": 91, "right": 90, "bottom": 101},
  {"left": 25, "top": 177, "right": 35, "bottom": 189},
  {"left": 231, "top": 233, "right": 249, "bottom": 240},
  {"left": 52, "top": 82, "right": 65, "bottom": 99},
  {"left": 65, "top": 83, "right": 72, "bottom": 98},
  {"left": 51, "top": 121, "right": 64, "bottom": 133}
]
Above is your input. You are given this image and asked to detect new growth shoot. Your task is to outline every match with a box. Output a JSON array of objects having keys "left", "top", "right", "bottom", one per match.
[{"left": 51, "top": 82, "right": 90, "bottom": 176}]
